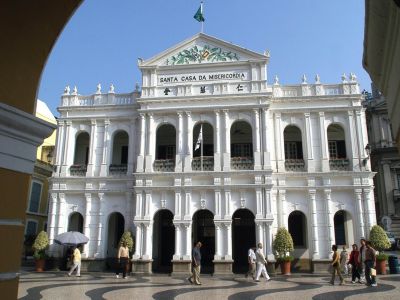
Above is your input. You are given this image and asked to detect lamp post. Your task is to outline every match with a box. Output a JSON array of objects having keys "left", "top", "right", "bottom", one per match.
[{"left": 362, "top": 144, "right": 371, "bottom": 169}]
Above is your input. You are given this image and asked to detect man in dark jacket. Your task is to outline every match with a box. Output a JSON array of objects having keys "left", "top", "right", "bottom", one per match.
[{"left": 188, "top": 241, "right": 202, "bottom": 285}]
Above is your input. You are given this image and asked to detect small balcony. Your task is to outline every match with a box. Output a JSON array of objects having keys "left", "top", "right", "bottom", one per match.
[
  {"left": 153, "top": 159, "right": 175, "bottom": 172},
  {"left": 192, "top": 156, "right": 214, "bottom": 171},
  {"left": 394, "top": 189, "right": 400, "bottom": 199},
  {"left": 329, "top": 159, "right": 350, "bottom": 171},
  {"left": 285, "top": 159, "right": 305, "bottom": 172},
  {"left": 231, "top": 157, "right": 254, "bottom": 170},
  {"left": 109, "top": 164, "right": 127, "bottom": 175},
  {"left": 69, "top": 164, "right": 87, "bottom": 176}
]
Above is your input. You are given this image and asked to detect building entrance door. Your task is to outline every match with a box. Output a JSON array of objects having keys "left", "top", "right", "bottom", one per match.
[
  {"left": 232, "top": 209, "right": 256, "bottom": 273},
  {"left": 152, "top": 209, "right": 175, "bottom": 273},
  {"left": 192, "top": 209, "right": 215, "bottom": 274}
]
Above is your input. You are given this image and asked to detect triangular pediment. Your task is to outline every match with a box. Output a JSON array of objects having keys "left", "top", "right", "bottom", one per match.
[{"left": 139, "top": 33, "right": 268, "bottom": 68}]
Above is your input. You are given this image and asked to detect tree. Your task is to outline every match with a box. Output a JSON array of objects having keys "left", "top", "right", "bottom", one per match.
[
  {"left": 369, "top": 225, "right": 391, "bottom": 260},
  {"left": 273, "top": 227, "right": 294, "bottom": 261},
  {"left": 119, "top": 230, "right": 134, "bottom": 253},
  {"left": 32, "top": 231, "right": 49, "bottom": 260}
]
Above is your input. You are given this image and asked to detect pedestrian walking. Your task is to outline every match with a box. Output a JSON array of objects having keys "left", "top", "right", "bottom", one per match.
[
  {"left": 348, "top": 244, "right": 362, "bottom": 283},
  {"left": 116, "top": 241, "right": 130, "bottom": 279},
  {"left": 364, "top": 241, "right": 377, "bottom": 287},
  {"left": 67, "top": 245, "right": 81, "bottom": 277},
  {"left": 245, "top": 247, "right": 256, "bottom": 280},
  {"left": 255, "top": 243, "right": 270, "bottom": 282},
  {"left": 340, "top": 246, "right": 348, "bottom": 275},
  {"left": 358, "top": 238, "right": 367, "bottom": 283},
  {"left": 188, "top": 241, "right": 202, "bottom": 285},
  {"left": 329, "top": 245, "right": 344, "bottom": 285}
]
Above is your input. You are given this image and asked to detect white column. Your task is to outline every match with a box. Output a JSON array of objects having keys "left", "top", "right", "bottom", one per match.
[
  {"left": 133, "top": 224, "right": 142, "bottom": 258},
  {"left": 100, "top": 119, "right": 110, "bottom": 176},
  {"left": 184, "top": 191, "right": 191, "bottom": 219},
  {"left": 145, "top": 113, "right": 154, "bottom": 172},
  {"left": 174, "top": 190, "right": 182, "bottom": 219},
  {"left": 214, "top": 110, "right": 221, "bottom": 171},
  {"left": 355, "top": 111, "right": 366, "bottom": 166},
  {"left": 253, "top": 109, "right": 261, "bottom": 170},
  {"left": 125, "top": 192, "right": 132, "bottom": 230},
  {"left": 274, "top": 113, "right": 284, "bottom": 171},
  {"left": 224, "top": 190, "right": 231, "bottom": 219},
  {"left": 48, "top": 193, "right": 58, "bottom": 247},
  {"left": 278, "top": 190, "right": 287, "bottom": 228},
  {"left": 347, "top": 111, "right": 359, "bottom": 171},
  {"left": 226, "top": 222, "right": 232, "bottom": 259},
  {"left": 144, "top": 192, "right": 151, "bottom": 219},
  {"left": 83, "top": 193, "right": 92, "bottom": 257},
  {"left": 137, "top": 113, "right": 146, "bottom": 172},
  {"left": 222, "top": 110, "right": 231, "bottom": 171},
  {"left": 364, "top": 188, "right": 377, "bottom": 236},
  {"left": 61, "top": 121, "right": 71, "bottom": 175},
  {"left": 309, "top": 190, "right": 319, "bottom": 259},
  {"left": 87, "top": 119, "right": 97, "bottom": 176},
  {"left": 319, "top": 112, "right": 329, "bottom": 171},
  {"left": 127, "top": 120, "right": 136, "bottom": 174},
  {"left": 173, "top": 224, "right": 182, "bottom": 260},
  {"left": 214, "top": 223, "right": 222, "bottom": 259},
  {"left": 265, "top": 189, "right": 272, "bottom": 216},
  {"left": 175, "top": 111, "right": 183, "bottom": 172},
  {"left": 324, "top": 189, "right": 334, "bottom": 253},
  {"left": 266, "top": 224, "right": 274, "bottom": 260},
  {"left": 355, "top": 189, "right": 365, "bottom": 240},
  {"left": 96, "top": 193, "right": 105, "bottom": 258},
  {"left": 256, "top": 188, "right": 263, "bottom": 218},
  {"left": 184, "top": 223, "right": 192, "bottom": 259},
  {"left": 215, "top": 190, "right": 222, "bottom": 218},
  {"left": 256, "top": 222, "right": 264, "bottom": 245},
  {"left": 54, "top": 120, "right": 65, "bottom": 174},
  {"left": 143, "top": 223, "right": 153, "bottom": 259},
  {"left": 262, "top": 108, "right": 271, "bottom": 169},
  {"left": 184, "top": 111, "right": 193, "bottom": 172},
  {"left": 135, "top": 192, "right": 143, "bottom": 218},
  {"left": 304, "top": 113, "right": 315, "bottom": 172},
  {"left": 57, "top": 193, "right": 66, "bottom": 236}
]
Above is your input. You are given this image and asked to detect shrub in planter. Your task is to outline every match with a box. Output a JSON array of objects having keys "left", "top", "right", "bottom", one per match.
[
  {"left": 273, "top": 227, "right": 294, "bottom": 275},
  {"left": 32, "top": 231, "right": 49, "bottom": 272},
  {"left": 369, "top": 225, "right": 391, "bottom": 275}
]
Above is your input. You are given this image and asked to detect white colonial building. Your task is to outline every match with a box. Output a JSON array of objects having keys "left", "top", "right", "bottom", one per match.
[{"left": 49, "top": 33, "right": 376, "bottom": 274}]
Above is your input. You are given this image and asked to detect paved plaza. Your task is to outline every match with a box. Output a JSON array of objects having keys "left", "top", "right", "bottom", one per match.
[{"left": 18, "top": 270, "right": 400, "bottom": 300}]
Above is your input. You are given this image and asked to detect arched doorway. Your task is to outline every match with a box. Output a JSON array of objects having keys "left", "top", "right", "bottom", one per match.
[
  {"left": 68, "top": 212, "right": 83, "bottom": 233},
  {"left": 152, "top": 209, "right": 175, "bottom": 273},
  {"left": 334, "top": 210, "right": 354, "bottom": 246},
  {"left": 288, "top": 211, "right": 307, "bottom": 248},
  {"left": 107, "top": 212, "right": 125, "bottom": 259},
  {"left": 232, "top": 209, "right": 256, "bottom": 273},
  {"left": 192, "top": 209, "right": 215, "bottom": 274}
]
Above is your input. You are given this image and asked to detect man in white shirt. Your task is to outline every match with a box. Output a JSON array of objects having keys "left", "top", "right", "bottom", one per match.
[
  {"left": 245, "top": 247, "right": 256, "bottom": 279},
  {"left": 255, "top": 243, "right": 270, "bottom": 282}
]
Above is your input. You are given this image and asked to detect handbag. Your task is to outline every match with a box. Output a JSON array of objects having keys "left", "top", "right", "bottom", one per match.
[{"left": 371, "top": 268, "right": 376, "bottom": 276}]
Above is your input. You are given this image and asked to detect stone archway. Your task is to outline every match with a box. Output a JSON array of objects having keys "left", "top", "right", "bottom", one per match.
[
  {"left": 152, "top": 209, "right": 175, "bottom": 273},
  {"left": 107, "top": 212, "right": 125, "bottom": 259}
]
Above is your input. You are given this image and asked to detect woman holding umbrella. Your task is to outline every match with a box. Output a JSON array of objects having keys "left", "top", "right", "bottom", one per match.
[{"left": 68, "top": 245, "right": 81, "bottom": 277}]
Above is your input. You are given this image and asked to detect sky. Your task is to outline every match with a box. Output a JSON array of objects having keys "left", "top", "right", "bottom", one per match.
[{"left": 38, "top": 0, "right": 370, "bottom": 116}]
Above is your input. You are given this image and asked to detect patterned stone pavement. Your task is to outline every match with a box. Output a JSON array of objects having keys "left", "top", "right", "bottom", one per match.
[{"left": 17, "top": 271, "right": 400, "bottom": 300}]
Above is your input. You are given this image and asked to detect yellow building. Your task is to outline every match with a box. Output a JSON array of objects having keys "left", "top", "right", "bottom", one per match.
[{"left": 24, "top": 100, "right": 57, "bottom": 256}]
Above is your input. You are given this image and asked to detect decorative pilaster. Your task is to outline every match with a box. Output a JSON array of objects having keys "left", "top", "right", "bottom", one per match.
[
  {"left": 304, "top": 113, "right": 315, "bottom": 172},
  {"left": 274, "top": 113, "right": 284, "bottom": 171},
  {"left": 133, "top": 223, "right": 142, "bottom": 258},
  {"left": 54, "top": 120, "right": 65, "bottom": 175},
  {"left": 184, "top": 111, "right": 193, "bottom": 172},
  {"left": 175, "top": 111, "right": 183, "bottom": 172},
  {"left": 222, "top": 110, "right": 231, "bottom": 171},
  {"left": 224, "top": 189, "right": 231, "bottom": 219},
  {"left": 184, "top": 191, "right": 191, "bottom": 220},
  {"left": 318, "top": 112, "right": 329, "bottom": 171},
  {"left": 173, "top": 223, "right": 182, "bottom": 260},
  {"left": 214, "top": 190, "right": 222, "bottom": 219},
  {"left": 127, "top": 120, "right": 136, "bottom": 174},
  {"left": 309, "top": 189, "right": 319, "bottom": 259},
  {"left": 48, "top": 193, "right": 58, "bottom": 251},
  {"left": 225, "top": 222, "right": 232, "bottom": 259},
  {"left": 143, "top": 222, "right": 153, "bottom": 260},
  {"left": 61, "top": 121, "right": 71, "bottom": 175},
  {"left": 324, "top": 189, "right": 334, "bottom": 253},
  {"left": 137, "top": 113, "right": 146, "bottom": 172},
  {"left": 214, "top": 223, "right": 223, "bottom": 259},
  {"left": 214, "top": 110, "right": 221, "bottom": 171},
  {"left": 144, "top": 192, "right": 151, "bottom": 219},
  {"left": 95, "top": 193, "right": 105, "bottom": 258},
  {"left": 184, "top": 223, "right": 192, "bottom": 260},
  {"left": 100, "top": 119, "right": 110, "bottom": 176},
  {"left": 355, "top": 189, "right": 365, "bottom": 240},
  {"left": 82, "top": 193, "right": 92, "bottom": 257},
  {"left": 145, "top": 113, "right": 154, "bottom": 172},
  {"left": 253, "top": 109, "right": 261, "bottom": 170},
  {"left": 256, "top": 188, "right": 263, "bottom": 219},
  {"left": 174, "top": 190, "right": 182, "bottom": 219},
  {"left": 57, "top": 193, "right": 66, "bottom": 236},
  {"left": 87, "top": 119, "right": 97, "bottom": 176},
  {"left": 363, "top": 188, "right": 376, "bottom": 236},
  {"left": 125, "top": 192, "right": 133, "bottom": 230},
  {"left": 347, "top": 111, "right": 359, "bottom": 171},
  {"left": 262, "top": 108, "right": 271, "bottom": 169}
]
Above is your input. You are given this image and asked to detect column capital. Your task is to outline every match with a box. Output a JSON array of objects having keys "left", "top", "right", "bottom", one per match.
[
  {"left": 91, "top": 119, "right": 97, "bottom": 126},
  {"left": 139, "top": 113, "right": 146, "bottom": 119},
  {"left": 104, "top": 118, "right": 110, "bottom": 126},
  {"left": 354, "top": 189, "right": 363, "bottom": 195},
  {"left": 347, "top": 110, "right": 354, "bottom": 116},
  {"left": 147, "top": 113, "right": 154, "bottom": 119},
  {"left": 177, "top": 111, "right": 183, "bottom": 117},
  {"left": 319, "top": 111, "right": 325, "bottom": 117},
  {"left": 50, "top": 193, "right": 58, "bottom": 201},
  {"left": 275, "top": 112, "right": 281, "bottom": 118},
  {"left": 85, "top": 192, "right": 92, "bottom": 200},
  {"left": 304, "top": 112, "right": 310, "bottom": 118},
  {"left": 58, "top": 120, "right": 65, "bottom": 126},
  {"left": 214, "top": 109, "right": 220, "bottom": 114},
  {"left": 65, "top": 120, "right": 72, "bottom": 126},
  {"left": 223, "top": 109, "right": 229, "bottom": 115},
  {"left": 98, "top": 192, "right": 105, "bottom": 201},
  {"left": 253, "top": 108, "right": 259, "bottom": 115},
  {"left": 309, "top": 189, "right": 316, "bottom": 196},
  {"left": 185, "top": 111, "right": 191, "bottom": 117}
]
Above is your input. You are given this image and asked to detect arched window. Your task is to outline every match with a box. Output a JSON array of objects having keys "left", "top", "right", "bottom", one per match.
[
  {"left": 230, "top": 121, "right": 253, "bottom": 170},
  {"left": 154, "top": 124, "right": 176, "bottom": 172},
  {"left": 327, "top": 124, "right": 349, "bottom": 170},
  {"left": 288, "top": 211, "right": 307, "bottom": 248},
  {"left": 68, "top": 212, "right": 83, "bottom": 233},
  {"left": 334, "top": 210, "right": 346, "bottom": 246},
  {"left": 71, "top": 132, "right": 90, "bottom": 175},
  {"left": 284, "top": 126, "right": 304, "bottom": 171},
  {"left": 192, "top": 122, "right": 214, "bottom": 171},
  {"left": 110, "top": 131, "right": 129, "bottom": 174}
]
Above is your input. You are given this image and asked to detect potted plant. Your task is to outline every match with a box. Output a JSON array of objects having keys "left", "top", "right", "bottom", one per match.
[
  {"left": 32, "top": 231, "right": 49, "bottom": 272},
  {"left": 273, "top": 227, "right": 294, "bottom": 275},
  {"left": 119, "top": 231, "right": 134, "bottom": 273},
  {"left": 369, "top": 225, "right": 391, "bottom": 275}
]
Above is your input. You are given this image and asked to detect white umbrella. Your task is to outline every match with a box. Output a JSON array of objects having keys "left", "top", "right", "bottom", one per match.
[{"left": 54, "top": 231, "right": 89, "bottom": 246}]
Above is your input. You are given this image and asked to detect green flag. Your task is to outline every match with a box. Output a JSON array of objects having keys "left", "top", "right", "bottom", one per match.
[{"left": 194, "top": 5, "right": 205, "bottom": 22}]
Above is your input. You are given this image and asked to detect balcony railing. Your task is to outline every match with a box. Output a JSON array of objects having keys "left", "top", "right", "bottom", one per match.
[
  {"left": 70, "top": 164, "right": 87, "bottom": 176},
  {"left": 329, "top": 159, "right": 350, "bottom": 171},
  {"left": 285, "top": 159, "right": 305, "bottom": 172},
  {"left": 393, "top": 189, "right": 400, "bottom": 199},
  {"left": 192, "top": 156, "right": 214, "bottom": 171},
  {"left": 109, "top": 164, "right": 127, "bottom": 175},
  {"left": 231, "top": 157, "right": 254, "bottom": 170},
  {"left": 153, "top": 159, "right": 175, "bottom": 172}
]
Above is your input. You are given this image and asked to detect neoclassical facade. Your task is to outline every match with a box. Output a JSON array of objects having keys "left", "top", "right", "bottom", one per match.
[{"left": 49, "top": 33, "right": 376, "bottom": 274}]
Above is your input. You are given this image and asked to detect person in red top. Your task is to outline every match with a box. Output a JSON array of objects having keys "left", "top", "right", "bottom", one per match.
[{"left": 348, "top": 244, "right": 362, "bottom": 284}]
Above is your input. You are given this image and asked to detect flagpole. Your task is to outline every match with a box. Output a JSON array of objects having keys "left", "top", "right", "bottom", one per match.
[
  {"left": 201, "top": 1, "right": 204, "bottom": 33},
  {"left": 200, "top": 124, "right": 203, "bottom": 171}
]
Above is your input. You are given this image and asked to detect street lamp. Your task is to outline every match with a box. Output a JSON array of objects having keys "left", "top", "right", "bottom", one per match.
[{"left": 362, "top": 144, "right": 371, "bottom": 167}]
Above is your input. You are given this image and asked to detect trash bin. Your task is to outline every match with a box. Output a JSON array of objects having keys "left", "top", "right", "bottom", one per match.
[{"left": 388, "top": 256, "right": 400, "bottom": 274}]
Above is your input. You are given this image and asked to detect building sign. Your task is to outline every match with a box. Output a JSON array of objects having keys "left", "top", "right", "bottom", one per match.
[{"left": 158, "top": 71, "right": 248, "bottom": 85}]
